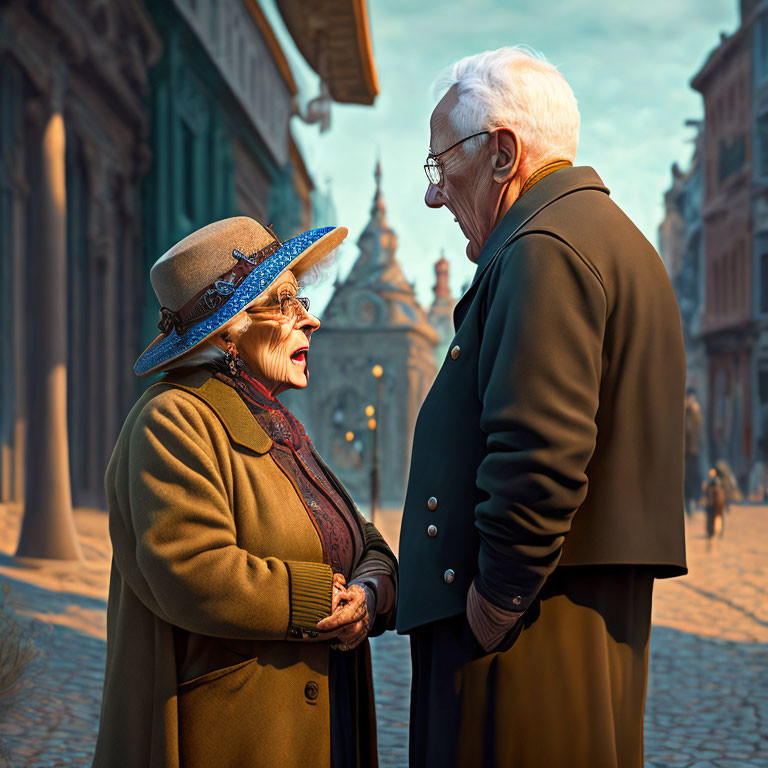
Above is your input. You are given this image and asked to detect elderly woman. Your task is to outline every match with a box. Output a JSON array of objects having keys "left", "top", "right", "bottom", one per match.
[{"left": 93, "top": 217, "right": 397, "bottom": 768}]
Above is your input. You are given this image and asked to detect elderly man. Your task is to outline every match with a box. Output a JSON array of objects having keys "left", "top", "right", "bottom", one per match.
[{"left": 397, "top": 47, "right": 687, "bottom": 767}]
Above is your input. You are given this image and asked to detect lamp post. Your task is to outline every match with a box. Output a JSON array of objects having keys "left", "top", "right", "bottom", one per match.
[{"left": 368, "top": 365, "right": 384, "bottom": 524}]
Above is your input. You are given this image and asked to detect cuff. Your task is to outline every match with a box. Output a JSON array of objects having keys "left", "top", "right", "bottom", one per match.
[
  {"left": 284, "top": 560, "right": 333, "bottom": 638},
  {"left": 466, "top": 580, "right": 523, "bottom": 653},
  {"left": 348, "top": 580, "right": 377, "bottom": 621}
]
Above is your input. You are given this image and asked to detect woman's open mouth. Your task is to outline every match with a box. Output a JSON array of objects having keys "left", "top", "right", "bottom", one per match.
[{"left": 290, "top": 347, "right": 308, "bottom": 365}]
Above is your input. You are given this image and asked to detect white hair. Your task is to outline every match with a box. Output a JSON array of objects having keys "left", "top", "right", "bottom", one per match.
[
  {"left": 297, "top": 247, "right": 341, "bottom": 289},
  {"left": 159, "top": 311, "right": 252, "bottom": 373},
  {"left": 434, "top": 46, "right": 580, "bottom": 165}
]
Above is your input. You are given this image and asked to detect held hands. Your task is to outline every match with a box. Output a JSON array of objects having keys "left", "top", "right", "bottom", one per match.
[{"left": 316, "top": 574, "right": 370, "bottom": 651}]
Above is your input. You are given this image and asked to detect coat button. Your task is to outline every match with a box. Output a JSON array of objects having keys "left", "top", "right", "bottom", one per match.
[
  {"left": 443, "top": 569, "right": 455, "bottom": 584},
  {"left": 304, "top": 681, "right": 319, "bottom": 700},
  {"left": 427, "top": 524, "right": 438, "bottom": 537},
  {"left": 512, "top": 595, "right": 523, "bottom": 606},
  {"left": 427, "top": 496, "right": 438, "bottom": 510},
  {"left": 450, "top": 345, "right": 461, "bottom": 360}
]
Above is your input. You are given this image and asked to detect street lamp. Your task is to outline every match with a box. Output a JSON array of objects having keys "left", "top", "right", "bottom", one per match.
[{"left": 369, "top": 365, "right": 384, "bottom": 524}]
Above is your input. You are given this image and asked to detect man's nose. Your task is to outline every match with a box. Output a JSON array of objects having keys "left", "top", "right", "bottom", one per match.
[{"left": 425, "top": 183, "right": 444, "bottom": 209}]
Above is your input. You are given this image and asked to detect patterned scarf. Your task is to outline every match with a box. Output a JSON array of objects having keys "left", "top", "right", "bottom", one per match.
[{"left": 211, "top": 364, "right": 364, "bottom": 578}]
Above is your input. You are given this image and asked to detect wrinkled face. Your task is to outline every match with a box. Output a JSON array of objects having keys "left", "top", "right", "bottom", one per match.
[
  {"left": 235, "top": 270, "right": 320, "bottom": 396},
  {"left": 425, "top": 86, "right": 511, "bottom": 263}
]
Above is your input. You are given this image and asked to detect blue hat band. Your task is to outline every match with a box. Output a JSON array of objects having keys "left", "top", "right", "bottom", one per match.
[{"left": 135, "top": 226, "right": 335, "bottom": 376}]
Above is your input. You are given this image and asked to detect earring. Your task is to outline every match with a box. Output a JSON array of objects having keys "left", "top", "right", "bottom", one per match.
[{"left": 224, "top": 341, "right": 242, "bottom": 377}]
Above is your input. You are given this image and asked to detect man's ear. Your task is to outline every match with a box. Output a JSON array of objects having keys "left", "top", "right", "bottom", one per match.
[{"left": 490, "top": 128, "right": 521, "bottom": 184}]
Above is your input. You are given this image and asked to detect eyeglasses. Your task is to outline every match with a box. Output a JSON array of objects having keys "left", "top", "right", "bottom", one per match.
[
  {"left": 280, "top": 295, "right": 310, "bottom": 318},
  {"left": 424, "top": 130, "right": 490, "bottom": 186},
  {"left": 246, "top": 294, "right": 310, "bottom": 319}
]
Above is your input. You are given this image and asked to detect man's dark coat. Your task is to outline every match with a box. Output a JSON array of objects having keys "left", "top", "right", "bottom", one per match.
[{"left": 397, "top": 165, "right": 687, "bottom": 634}]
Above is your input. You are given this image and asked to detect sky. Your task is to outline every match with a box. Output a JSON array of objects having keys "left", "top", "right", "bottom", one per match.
[{"left": 262, "top": 0, "right": 740, "bottom": 312}]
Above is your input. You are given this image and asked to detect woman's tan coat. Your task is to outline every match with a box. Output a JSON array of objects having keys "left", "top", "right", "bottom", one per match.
[{"left": 93, "top": 369, "right": 393, "bottom": 767}]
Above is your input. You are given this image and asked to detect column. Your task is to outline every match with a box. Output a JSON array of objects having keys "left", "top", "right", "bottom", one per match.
[{"left": 15, "top": 87, "right": 82, "bottom": 561}]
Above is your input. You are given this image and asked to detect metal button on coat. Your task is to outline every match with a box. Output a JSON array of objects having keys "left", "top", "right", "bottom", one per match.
[
  {"left": 427, "top": 496, "right": 438, "bottom": 511},
  {"left": 443, "top": 569, "right": 455, "bottom": 584},
  {"left": 512, "top": 595, "right": 523, "bottom": 606},
  {"left": 450, "top": 345, "right": 461, "bottom": 360},
  {"left": 304, "top": 681, "right": 319, "bottom": 700},
  {"left": 427, "top": 524, "right": 438, "bottom": 537}
]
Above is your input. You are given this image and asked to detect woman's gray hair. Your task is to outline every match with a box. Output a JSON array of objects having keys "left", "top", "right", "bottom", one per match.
[
  {"left": 160, "top": 311, "right": 252, "bottom": 373},
  {"left": 434, "top": 46, "right": 580, "bottom": 166}
]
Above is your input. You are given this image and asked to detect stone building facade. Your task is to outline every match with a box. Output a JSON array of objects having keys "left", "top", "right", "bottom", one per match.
[
  {"left": 285, "top": 162, "right": 441, "bottom": 508},
  {"left": 660, "top": 122, "right": 709, "bottom": 472},
  {"left": 0, "top": 0, "right": 378, "bottom": 557},
  {"left": 0, "top": 0, "right": 163, "bottom": 558},
  {"left": 660, "top": 126, "right": 708, "bottom": 403},
  {"left": 674, "top": 0, "right": 768, "bottom": 487},
  {"left": 138, "top": 0, "right": 317, "bottom": 355},
  {"left": 659, "top": 163, "right": 688, "bottom": 280},
  {"left": 749, "top": 2, "right": 768, "bottom": 468}
]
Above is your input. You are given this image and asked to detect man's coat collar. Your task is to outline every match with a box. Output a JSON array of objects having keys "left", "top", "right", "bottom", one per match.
[{"left": 453, "top": 166, "right": 609, "bottom": 331}]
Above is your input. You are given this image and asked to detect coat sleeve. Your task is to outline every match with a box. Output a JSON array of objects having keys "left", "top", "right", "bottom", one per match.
[
  {"left": 472, "top": 232, "right": 606, "bottom": 612},
  {"left": 122, "top": 390, "right": 332, "bottom": 640},
  {"left": 348, "top": 514, "right": 398, "bottom": 636}
]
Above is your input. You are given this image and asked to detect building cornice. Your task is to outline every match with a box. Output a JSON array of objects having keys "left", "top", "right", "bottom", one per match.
[
  {"left": 691, "top": 25, "right": 747, "bottom": 94},
  {"left": 701, "top": 319, "right": 760, "bottom": 347},
  {"left": 242, "top": 0, "right": 298, "bottom": 96},
  {"left": 276, "top": 0, "right": 379, "bottom": 105}
]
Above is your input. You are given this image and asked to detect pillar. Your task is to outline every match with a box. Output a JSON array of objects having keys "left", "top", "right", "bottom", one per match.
[{"left": 15, "top": 90, "right": 82, "bottom": 561}]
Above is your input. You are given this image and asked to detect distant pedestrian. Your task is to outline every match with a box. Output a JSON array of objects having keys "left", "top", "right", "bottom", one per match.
[
  {"left": 704, "top": 467, "right": 727, "bottom": 550},
  {"left": 715, "top": 459, "right": 740, "bottom": 505},
  {"left": 684, "top": 389, "right": 704, "bottom": 517}
]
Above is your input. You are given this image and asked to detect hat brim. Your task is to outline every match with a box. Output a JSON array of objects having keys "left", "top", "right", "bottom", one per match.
[{"left": 134, "top": 225, "right": 347, "bottom": 377}]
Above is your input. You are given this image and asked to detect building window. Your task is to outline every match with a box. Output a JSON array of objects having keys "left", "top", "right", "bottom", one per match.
[{"left": 718, "top": 135, "right": 746, "bottom": 183}]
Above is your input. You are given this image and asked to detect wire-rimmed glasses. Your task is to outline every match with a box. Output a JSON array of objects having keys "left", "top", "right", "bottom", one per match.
[
  {"left": 246, "top": 294, "right": 310, "bottom": 320},
  {"left": 424, "top": 130, "right": 490, "bottom": 186}
]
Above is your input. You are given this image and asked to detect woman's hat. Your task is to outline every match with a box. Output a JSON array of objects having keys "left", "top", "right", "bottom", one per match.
[{"left": 134, "top": 217, "right": 347, "bottom": 376}]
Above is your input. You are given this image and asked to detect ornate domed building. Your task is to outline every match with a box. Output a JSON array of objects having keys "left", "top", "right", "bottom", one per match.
[
  {"left": 286, "top": 161, "right": 448, "bottom": 508},
  {"left": 428, "top": 251, "right": 458, "bottom": 364}
]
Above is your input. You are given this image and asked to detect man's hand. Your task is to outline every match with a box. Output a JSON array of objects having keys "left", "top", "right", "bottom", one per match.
[
  {"left": 317, "top": 575, "right": 370, "bottom": 651},
  {"left": 466, "top": 580, "right": 523, "bottom": 653}
]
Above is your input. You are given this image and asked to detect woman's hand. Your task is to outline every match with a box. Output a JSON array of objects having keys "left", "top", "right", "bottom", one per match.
[
  {"left": 316, "top": 576, "right": 370, "bottom": 651},
  {"left": 331, "top": 573, "right": 347, "bottom": 612}
]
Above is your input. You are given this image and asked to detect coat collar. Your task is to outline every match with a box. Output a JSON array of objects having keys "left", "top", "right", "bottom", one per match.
[
  {"left": 453, "top": 166, "right": 609, "bottom": 330},
  {"left": 150, "top": 368, "right": 273, "bottom": 454}
]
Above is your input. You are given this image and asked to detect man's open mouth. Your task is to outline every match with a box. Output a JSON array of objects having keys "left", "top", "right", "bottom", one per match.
[{"left": 290, "top": 347, "right": 308, "bottom": 365}]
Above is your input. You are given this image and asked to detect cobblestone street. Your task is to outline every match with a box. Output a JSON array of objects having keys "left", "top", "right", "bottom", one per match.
[
  {"left": 0, "top": 503, "right": 766, "bottom": 766},
  {"left": 370, "top": 504, "right": 768, "bottom": 767}
]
